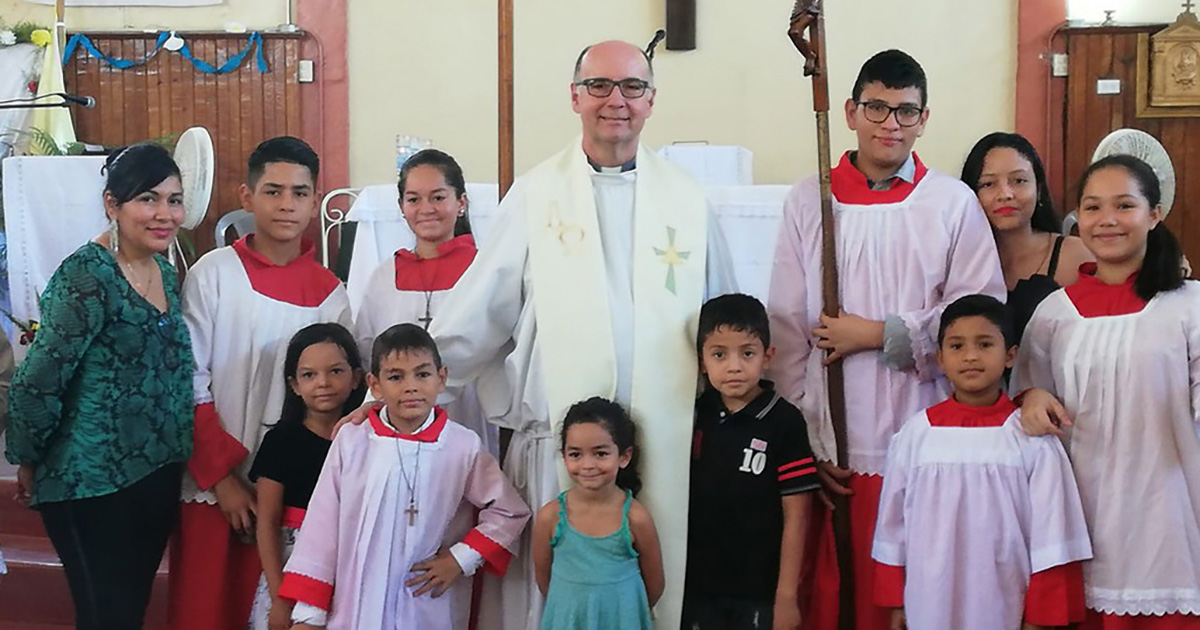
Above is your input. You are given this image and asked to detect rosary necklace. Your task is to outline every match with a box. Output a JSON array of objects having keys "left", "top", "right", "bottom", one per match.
[{"left": 394, "top": 428, "right": 422, "bottom": 526}]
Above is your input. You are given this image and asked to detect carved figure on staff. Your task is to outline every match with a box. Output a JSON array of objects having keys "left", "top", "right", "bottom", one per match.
[{"left": 788, "top": 0, "right": 822, "bottom": 76}]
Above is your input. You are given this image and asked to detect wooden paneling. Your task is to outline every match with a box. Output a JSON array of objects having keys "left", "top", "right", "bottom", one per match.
[
  {"left": 1062, "top": 24, "right": 1200, "bottom": 265},
  {"left": 64, "top": 32, "right": 304, "bottom": 254}
]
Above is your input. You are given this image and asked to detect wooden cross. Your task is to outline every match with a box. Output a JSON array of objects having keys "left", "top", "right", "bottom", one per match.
[{"left": 405, "top": 502, "right": 419, "bottom": 526}]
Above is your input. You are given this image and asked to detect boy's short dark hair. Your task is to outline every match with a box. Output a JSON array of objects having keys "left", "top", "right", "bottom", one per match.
[
  {"left": 248, "top": 136, "right": 320, "bottom": 188},
  {"left": 852, "top": 49, "right": 928, "bottom": 109},
  {"left": 371, "top": 323, "right": 443, "bottom": 375},
  {"left": 697, "top": 293, "right": 771, "bottom": 352},
  {"left": 938, "top": 294, "right": 1016, "bottom": 349}
]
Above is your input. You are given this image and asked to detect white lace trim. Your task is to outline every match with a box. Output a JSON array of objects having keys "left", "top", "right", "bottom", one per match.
[
  {"left": 1087, "top": 586, "right": 1200, "bottom": 616},
  {"left": 180, "top": 475, "right": 218, "bottom": 505}
]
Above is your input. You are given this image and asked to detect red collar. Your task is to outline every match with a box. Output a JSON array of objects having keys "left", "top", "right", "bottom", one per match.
[
  {"left": 926, "top": 391, "right": 1016, "bottom": 428},
  {"left": 830, "top": 151, "right": 929, "bottom": 205},
  {"left": 231, "top": 235, "right": 341, "bottom": 307},
  {"left": 368, "top": 406, "right": 448, "bottom": 442},
  {"left": 394, "top": 234, "right": 475, "bottom": 263},
  {"left": 394, "top": 235, "right": 477, "bottom": 292},
  {"left": 233, "top": 235, "right": 318, "bottom": 266},
  {"left": 1064, "top": 262, "right": 1146, "bottom": 317}
]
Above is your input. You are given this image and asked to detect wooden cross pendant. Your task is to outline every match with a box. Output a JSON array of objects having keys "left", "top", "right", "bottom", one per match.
[{"left": 405, "top": 501, "right": 419, "bottom": 526}]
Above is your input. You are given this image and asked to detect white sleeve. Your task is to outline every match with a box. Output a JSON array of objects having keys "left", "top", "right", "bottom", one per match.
[
  {"left": 291, "top": 602, "right": 327, "bottom": 626},
  {"left": 1185, "top": 288, "right": 1200, "bottom": 426},
  {"left": 449, "top": 543, "right": 486, "bottom": 577},
  {"left": 429, "top": 184, "right": 529, "bottom": 392},
  {"left": 1022, "top": 428, "right": 1093, "bottom": 572},
  {"left": 891, "top": 192, "right": 1005, "bottom": 382},
  {"left": 181, "top": 258, "right": 220, "bottom": 405},
  {"left": 871, "top": 417, "right": 918, "bottom": 566},
  {"left": 1013, "top": 301, "right": 1058, "bottom": 396}
]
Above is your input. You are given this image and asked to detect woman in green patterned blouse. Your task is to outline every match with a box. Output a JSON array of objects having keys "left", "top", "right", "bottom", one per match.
[{"left": 6, "top": 143, "right": 194, "bottom": 630}]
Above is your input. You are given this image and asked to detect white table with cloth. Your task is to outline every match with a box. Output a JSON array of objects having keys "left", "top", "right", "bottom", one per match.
[
  {"left": 342, "top": 183, "right": 791, "bottom": 317},
  {"left": 2, "top": 155, "right": 108, "bottom": 362}
]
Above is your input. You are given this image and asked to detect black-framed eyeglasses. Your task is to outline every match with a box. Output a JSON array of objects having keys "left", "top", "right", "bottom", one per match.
[
  {"left": 856, "top": 100, "right": 924, "bottom": 127},
  {"left": 574, "top": 78, "right": 652, "bottom": 99}
]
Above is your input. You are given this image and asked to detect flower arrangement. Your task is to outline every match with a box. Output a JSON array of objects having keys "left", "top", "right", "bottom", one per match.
[{"left": 0, "top": 21, "right": 52, "bottom": 48}]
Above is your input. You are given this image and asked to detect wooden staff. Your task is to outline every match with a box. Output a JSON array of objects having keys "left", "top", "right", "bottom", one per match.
[
  {"left": 55, "top": 0, "right": 66, "bottom": 49},
  {"left": 788, "top": 3, "right": 855, "bottom": 630},
  {"left": 498, "top": 0, "right": 515, "bottom": 198}
]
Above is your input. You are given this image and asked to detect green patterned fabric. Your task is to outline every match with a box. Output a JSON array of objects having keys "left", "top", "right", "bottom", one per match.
[{"left": 6, "top": 242, "right": 193, "bottom": 505}]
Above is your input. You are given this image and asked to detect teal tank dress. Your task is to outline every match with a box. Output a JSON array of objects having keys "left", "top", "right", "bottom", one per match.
[{"left": 540, "top": 490, "right": 653, "bottom": 630}]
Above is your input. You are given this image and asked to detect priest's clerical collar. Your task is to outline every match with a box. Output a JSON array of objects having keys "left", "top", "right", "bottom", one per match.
[{"left": 587, "top": 155, "right": 637, "bottom": 174}]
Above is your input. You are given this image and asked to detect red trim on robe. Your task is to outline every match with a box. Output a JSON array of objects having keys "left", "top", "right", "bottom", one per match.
[
  {"left": 232, "top": 235, "right": 342, "bottom": 307},
  {"left": 278, "top": 572, "right": 334, "bottom": 610},
  {"left": 1024, "top": 561, "right": 1086, "bottom": 626},
  {"left": 169, "top": 503, "right": 263, "bottom": 630},
  {"left": 394, "top": 234, "right": 477, "bottom": 292},
  {"left": 188, "top": 402, "right": 249, "bottom": 490},
  {"left": 873, "top": 561, "right": 905, "bottom": 608},
  {"left": 807, "top": 473, "right": 894, "bottom": 630},
  {"left": 282, "top": 506, "right": 307, "bottom": 529},
  {"left": 367, "top": 406, "right": 449, "bottom": 442},
  {"left": 830, "top": 151, "right": 930, "bottom": 206},
  {"left": 1065, "top": 263, "right": 1147, "bottom": 318},
  {"left": 1081, "top": 611, "right": 1200, "bottom": 630},
  {"left": 925, "top": 392, "right": 1017, "bottom": 428},
  {"left": 462, "top": 528, "right": 514, "bottom": 577}
]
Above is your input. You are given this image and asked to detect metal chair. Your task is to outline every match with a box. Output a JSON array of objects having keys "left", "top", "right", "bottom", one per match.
[
  {"left": 320, "top": 188, "right": 362, "bottom": 274},
  {"left": 213, "top": 209, "right": 256, "bottom": 247}
]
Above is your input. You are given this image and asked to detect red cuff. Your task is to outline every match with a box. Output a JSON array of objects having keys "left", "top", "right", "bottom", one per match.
[
  {"left": 463, "top": 529, "right": 514, "bottom": 577},
  {"left": 188, "top": 402, "right": 249, "bottom": 490},
  {"left": 873, "top": 561, "right": 905, "bottom": 608},
  {"left": 1024, "top": 561, "right": 1086, "bottom": 626},
  {"left": 278, "top": 572, "right": 333, "bottom": 610}
]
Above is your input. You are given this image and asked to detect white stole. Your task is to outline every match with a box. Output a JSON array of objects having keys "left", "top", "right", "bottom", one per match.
[{"left": 524, "top": 137, "right": 706, "bottom": 628}]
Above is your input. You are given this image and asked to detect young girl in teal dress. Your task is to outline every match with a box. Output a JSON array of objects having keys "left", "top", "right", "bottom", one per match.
[{"left": 532, "top": 397, "right": 665, "bottom": 630}]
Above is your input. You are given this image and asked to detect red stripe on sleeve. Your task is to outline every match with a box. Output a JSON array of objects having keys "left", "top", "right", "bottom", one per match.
[
  {"left": 278, "top": 572, "right": 333, "bottom": 610},
  {"left": 463, "top": 529, "right": 514, "bottom": 577},
  {"left": 779, "top": 467, "right": 817, "bottom": 482},
  {"left": 778, "top": 457, "right": 815, "bottom": 472},
  {"left": 873, "top": 561, "right": 905, "bottom": 608},
  {"left": 188, "top": 402, "right": 249, "bottom": 490},
  {"left": 1024, "top": 561, "right": 1086, "bottom": 626}
]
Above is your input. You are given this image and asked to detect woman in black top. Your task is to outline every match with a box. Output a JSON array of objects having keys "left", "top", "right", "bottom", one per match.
[{"left": 961, "top": 133, "right": 1092, "bottom": 341}]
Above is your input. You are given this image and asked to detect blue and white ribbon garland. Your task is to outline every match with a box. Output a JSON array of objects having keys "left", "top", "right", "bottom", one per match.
[{"left": 61, "top": 31, "right": 269, "bottom": 74}]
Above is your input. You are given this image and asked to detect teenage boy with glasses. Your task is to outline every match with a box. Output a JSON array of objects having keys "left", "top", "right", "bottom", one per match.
[{"left": 766, "top": 49, "right": 1008, "bottom": 630}]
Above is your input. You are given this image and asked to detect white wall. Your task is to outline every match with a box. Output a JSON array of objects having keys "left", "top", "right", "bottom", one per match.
[
  {"left": 0, "top": 0, "right": 283, "bottom": 30},
  {"left": 347, "top": 0, "right": 1018, "bottom": 186},
  {"left": 1068, "top": 0, "right": 1184, "bottom": 23},
  {"left": 0, "top": 0, "right": 1022, "bottom": 187}
]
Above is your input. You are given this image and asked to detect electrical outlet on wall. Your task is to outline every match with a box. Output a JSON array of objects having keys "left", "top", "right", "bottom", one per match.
[
  {"left": 1096, "top": 78, "right": 1121, "bottom": 94},
  {"left": 298, "top": 60, "right": 315, "bottom": 83},
  {"left": 1051, "top": 53, "right": 1069, "bottom": 77}
]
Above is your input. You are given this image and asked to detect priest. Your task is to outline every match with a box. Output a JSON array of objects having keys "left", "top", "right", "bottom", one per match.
[{"left": 428, "top": 39, "right": 735, "bottom": 630}]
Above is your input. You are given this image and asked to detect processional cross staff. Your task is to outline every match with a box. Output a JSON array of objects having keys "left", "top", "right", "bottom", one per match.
[{"left": 789, "top": 3, "right": 856, "bottom": 630}]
